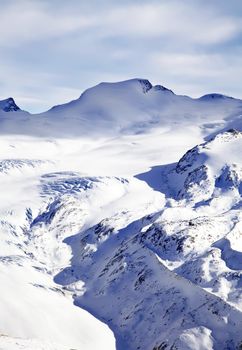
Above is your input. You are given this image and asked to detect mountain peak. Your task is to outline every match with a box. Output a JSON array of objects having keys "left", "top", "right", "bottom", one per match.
[
  {"left": 0, "top": 97, "right": 20, "bottom": 112},
  {"left": 137, "top": 79, "right": 153, "bottom": 93},
  {"left": 88, "top": 79, "right": 173, "bottom": 95},
  {"left": 198, "top": 93, "right": 234, "bottom": 101}
]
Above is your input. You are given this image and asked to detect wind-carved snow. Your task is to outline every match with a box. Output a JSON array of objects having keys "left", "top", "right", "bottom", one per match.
[
  {"left": 0, "top": 334, "right": 72, "bottom": 350},
  {"left": 1, "top": 79, "right": 242, "bottom": 349},
  {"left": 0, "top": 159, "right": 52, "bottom": 175}
]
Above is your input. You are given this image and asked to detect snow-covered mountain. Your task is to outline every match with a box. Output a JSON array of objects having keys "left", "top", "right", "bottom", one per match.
[
  {"left": 0, "top": 97, "right": 20, "bottom": 112},
  {"left": 1, "top": 78, "right": 242, "bottom": 138},
  {"left": 1, "top": 79, "right": 242, "bottom": 350}
]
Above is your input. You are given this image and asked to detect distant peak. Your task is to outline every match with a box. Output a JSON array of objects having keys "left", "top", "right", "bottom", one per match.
[
  {"left": 198, "top": 93, "right": 234, "bottom": 101},
  {"left": 135, "top": 79, "right": 174, "bottom": 94},
  {"left": 0, "top": 97, "right": 20, "bottom": 112},
  {"left": 126, "top": 79, "right": 174, "bottom": 94}
]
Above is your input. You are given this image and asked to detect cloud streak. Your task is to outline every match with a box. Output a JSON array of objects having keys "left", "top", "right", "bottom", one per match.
[
  {"left": 0, "top": 1, "right": 241, "bottom": 46},
  {"left": 0, "top": 1, "right": 95, "bottom": 47},
  {"left": 99, "top": 3, "right": 242, "bottom": 45}
]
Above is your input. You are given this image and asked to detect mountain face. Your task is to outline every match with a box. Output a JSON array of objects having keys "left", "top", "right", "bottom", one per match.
[
  {"left": 0, "top": 97, "right": 20, "bottom": 112},
  {"left": 172, "top": 129, "right": 242, "bottom": 202},
  {"left": 1, "top": 79, "right": 242, "bottom": 350}
]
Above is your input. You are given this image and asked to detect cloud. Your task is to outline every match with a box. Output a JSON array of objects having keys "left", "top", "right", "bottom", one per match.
[
  {"left": 149, "top": 49, "right": 242, "bottom": 98},
  {"left": 0, "top": 0, "right": 95, "bottom": 47},
  {"left": 0, "top": 1, "right": 241, "bottom": 48},
  {"left": 151, "top": 53, "right": 225, "bottom": 77},
  {"left": 99, "top": 2, "right": 242, "bottom": 45}
]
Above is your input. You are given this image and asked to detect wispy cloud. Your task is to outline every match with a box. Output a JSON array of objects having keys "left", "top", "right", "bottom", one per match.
[
  {"left": 1, "top": 1, "right": 241, "bottom": 46},
  {"left": 98, "top": 3, "right": 242, "bottom": 45},
  {"left": 0, "top": 1, "right": 95, "bottom": 47},
  {"left": 150, "top": 49, "right": 242, "bottom": 97}
]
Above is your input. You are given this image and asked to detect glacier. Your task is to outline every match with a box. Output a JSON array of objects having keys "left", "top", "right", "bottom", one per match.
[{"left": 0, "top": 78, "right": 242, "bottom": 349}]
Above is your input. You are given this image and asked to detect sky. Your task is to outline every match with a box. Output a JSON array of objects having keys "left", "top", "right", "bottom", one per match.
[{"left": 0, "top": 0, "right": 242, "bottom": 112}]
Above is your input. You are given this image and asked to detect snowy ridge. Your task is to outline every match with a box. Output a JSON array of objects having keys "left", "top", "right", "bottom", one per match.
[
  {"left": 170, "top": 129, "right": 242, "bottom": 204},
  {"left": 1, "top": 79, "right": 242, "bottom": 349},
  {"left": 198, "top": 93, "right": 235, "bottom": 101},
  {"left": 0, "top": 98, "right": 20, "bottom": 112},
  {"left": 0, "top": 78, "right": 241, "bottom": 137}
]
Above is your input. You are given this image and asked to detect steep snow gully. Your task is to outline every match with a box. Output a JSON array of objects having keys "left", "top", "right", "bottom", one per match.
[{"left": 1, "top": 79, "right": 242, "bottom": 349}]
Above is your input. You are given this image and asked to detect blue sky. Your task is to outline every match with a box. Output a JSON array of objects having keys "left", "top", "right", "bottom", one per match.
[{"left": 0, "top": 0, "right": 242, "bottom": 112}]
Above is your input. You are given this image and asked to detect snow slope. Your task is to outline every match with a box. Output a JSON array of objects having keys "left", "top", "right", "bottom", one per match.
[{"left": 1, "top": 79, "right": 242, "bottom": 349}]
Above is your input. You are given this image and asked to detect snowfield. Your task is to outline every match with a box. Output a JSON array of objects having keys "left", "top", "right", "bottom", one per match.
[{"left": 1, "top": 79, "right": 242, "bottom": 349}]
